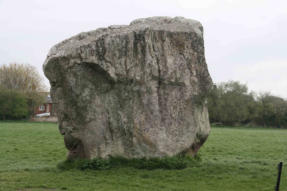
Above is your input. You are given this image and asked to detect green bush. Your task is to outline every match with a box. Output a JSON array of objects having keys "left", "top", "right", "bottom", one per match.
[
  {"left": 57, "top": 155, "right": 200, "bottom": 171},
  {"left": 0, "top": 89, "right": 29, "bottom": 120},
  {"left": 208, "top": 81, "right": 287, "bottom": 128}
]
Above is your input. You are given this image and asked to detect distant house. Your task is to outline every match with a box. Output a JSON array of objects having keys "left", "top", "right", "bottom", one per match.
[{"left": 34, "top": 94, "right": 56, "bottom": 117}]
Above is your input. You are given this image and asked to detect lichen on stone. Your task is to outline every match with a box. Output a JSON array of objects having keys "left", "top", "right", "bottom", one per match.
[{"left": 43, "top": 16, "right": 213, "bottom": 159}]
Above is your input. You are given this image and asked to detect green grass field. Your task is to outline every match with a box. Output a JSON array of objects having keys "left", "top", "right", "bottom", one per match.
[{"left": 0, "top": 122, "right": 286, "bottom": 191}]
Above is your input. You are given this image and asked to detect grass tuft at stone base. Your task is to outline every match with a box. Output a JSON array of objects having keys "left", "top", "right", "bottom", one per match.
[{"left": 57, "top": 155, "right": 201, "bottom": 170}]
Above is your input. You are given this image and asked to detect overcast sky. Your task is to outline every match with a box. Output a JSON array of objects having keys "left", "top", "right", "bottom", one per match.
[{"left": 0, "top": 0, "right": 286, "bottom": 98}]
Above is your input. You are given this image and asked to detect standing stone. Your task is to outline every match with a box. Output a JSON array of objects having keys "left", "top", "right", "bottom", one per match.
[{"left": 43, "top": 17, "right": 213, "bottom": 159}]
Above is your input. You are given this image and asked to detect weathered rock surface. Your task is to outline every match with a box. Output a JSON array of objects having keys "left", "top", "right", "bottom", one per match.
[{"left": 44, "top": 17, "right": 213, "bottom": 159}]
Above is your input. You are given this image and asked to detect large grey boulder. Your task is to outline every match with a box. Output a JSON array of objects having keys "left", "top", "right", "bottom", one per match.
[{"left": 44, "top": 17, "right": 213, "bottom": 159}]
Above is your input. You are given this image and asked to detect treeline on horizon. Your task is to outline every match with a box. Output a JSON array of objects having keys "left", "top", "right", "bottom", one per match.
[{"left": 208, "top": 81, "right": 287, "bottom": 128}]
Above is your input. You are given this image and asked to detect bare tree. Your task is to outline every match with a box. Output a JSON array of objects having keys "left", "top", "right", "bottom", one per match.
[
  {"left": 0, "top": 63, "right": 46, "bottom": 92},
  {"left": 0, "top": 63, "right": 47, "bottom": 116}
]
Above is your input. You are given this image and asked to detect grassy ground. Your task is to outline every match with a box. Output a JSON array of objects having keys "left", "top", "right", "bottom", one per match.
[{"left": 0, "top": 122, "right": 286, "bottom": 191}]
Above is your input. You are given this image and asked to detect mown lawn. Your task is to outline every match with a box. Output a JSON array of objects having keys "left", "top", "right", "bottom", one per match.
[{"left": 0, "top": 122, "right": 286, "bottom": 191}]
